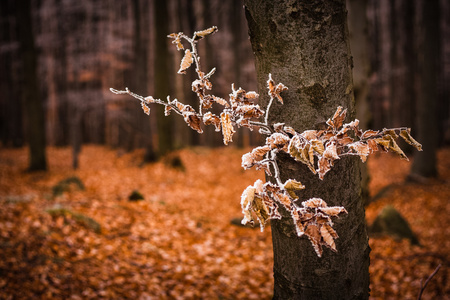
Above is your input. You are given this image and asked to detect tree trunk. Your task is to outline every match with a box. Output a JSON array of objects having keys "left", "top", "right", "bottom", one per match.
[
  {"left": 410, "top": 0, "right": 439, "bottom": 179},
  {"left": 154, "top": 0, "right": 174, "bottom": 157},
  {"left": 16, "top": 0, "right": 47, "bottom": 171},
  {"left": 244, "top": 1, "right": 370, "bottom": 299}
]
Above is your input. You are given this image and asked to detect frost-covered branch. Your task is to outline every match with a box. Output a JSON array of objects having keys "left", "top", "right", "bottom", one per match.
[{"left": 110, "top": 27, "right": 422, "bottom": 257}]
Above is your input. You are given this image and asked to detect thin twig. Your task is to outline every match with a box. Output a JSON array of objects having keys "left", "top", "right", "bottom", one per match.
[{"left": 417, "top": 264, "right": 442, "bottom": 300}]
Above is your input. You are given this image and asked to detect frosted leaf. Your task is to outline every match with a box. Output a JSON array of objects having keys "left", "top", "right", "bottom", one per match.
[
  {"left": 241, "top": 153, "right": 254, "bottom": 169},
  {"left": 367, "top": 139, "right": 379, "bottom": 153},
  {"left": 240, "top": 185, "right": 255, "bottom": 226},
  {"left": 305, "top": 224, "right": 323, "bottom": 257},
  {"left": 317, "top": 156, "right": 331, "bottom": 180},
  {"left": 178, "top": 49, "right": 194, "bottom": 74},
  {"left": 212, "top": 96, "right": 229, "bottom": 107},
  {"left": 284, "top": 126, "right": 297, "bottom": 135},
  {"left": 288, "top": 136, "right": 316, "bottom": 174},
  {"left": 220, "top": 112, "right": 235, "bottom": 145},
  {"left": 382, "top": 134, "right": 408, "bottom": 160},
  {"left": 193, "top": 26, "right": 218, "bottom": 40},
  {"left": 203, "top": 112, "right": 221, "bottom": 132},
  {"left": 323, "top": 141, "right": 340, "bottom": 160},
  {"left": 360, "top": 129, "right": 379, "bottom": 139},
  {"left": 302, "top": 130, "right": 318, "bottom": 141},
  {"left": 320, "top": 224, "right": 337, "bottom": 252},
  {"left": 267, "top": 74, "right": 288, "bottom": 104},
  {"left": 171, "top": 99, "right": 185, "bottom": 112},
  {"left": 311, "top": 139, "right": 325, "bottom": 155},
  {"left": 400, "top": 129, "right": 422, "bottom": 151},
  {"left": 273, "top": 123, "right": 285, "bottom": 132},
  {"left": 348, "top": 141, "right": 370, "bottom": 162},
  {"left": 251, "top": 145, "right": 271, "bottom": 158},
  {"left": 168, "top": 33, "right": 184, "bottom": 51},
  {"left": 272, "top": 191, "right": 292, "bottom": 211},
  {"left": 302, "top": 198, "right": 327, "bottom": 208},
  {"left": 319, "top": 206, "right": 348, "bottom": 217},
  {"left": 245, "top": 91, "right": 259, "bottom": 99},
  {"left": 235, "top": 104, "right": 264, "bottom": 119},
  {"left": 266, "top": 133, "right": 290, "bottom": 151},
  {"left": 141, "top": 102, "right": 150, "bottom": 115},
  {"left": 283, "top": 179, "right": 305, "bottom": 200},
  {"left": 326, "top": 106, "right": 347, "bottom": 130},
  {"left": 182, "top": 107, "right": 203, "bottom": 133}
]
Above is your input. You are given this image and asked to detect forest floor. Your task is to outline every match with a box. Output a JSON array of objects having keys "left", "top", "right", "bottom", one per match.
[{"left": 0, "top": 145, "right": 448, "bottom": 299}]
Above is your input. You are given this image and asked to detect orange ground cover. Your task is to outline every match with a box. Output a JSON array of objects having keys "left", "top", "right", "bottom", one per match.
[{"left": 0, "top": 146, "right": 448, "bottom": 299}]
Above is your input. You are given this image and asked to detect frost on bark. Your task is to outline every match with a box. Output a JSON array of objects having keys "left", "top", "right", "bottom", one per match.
[{"left": 244, "top": 1, "right": 370, "bottom": 299}]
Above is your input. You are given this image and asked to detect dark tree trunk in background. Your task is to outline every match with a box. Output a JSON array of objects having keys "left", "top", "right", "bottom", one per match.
[
  {"left": 348, "top": 0, "right": 371, "bottom": 205},
  {"left": 410, "top": 0, "right": 439, "bottom": 179},
  {"left": 16, "top": 0, "right": 47, "bottom": 171},
  {"left": 132, "top": 0, "right": 156, "bottom": 162},
  {"left": 154, "top": 0, "right": 174, "bottom": 157},
  {"left": 244, "top": 0, "right": 369, "bottom": 299}
]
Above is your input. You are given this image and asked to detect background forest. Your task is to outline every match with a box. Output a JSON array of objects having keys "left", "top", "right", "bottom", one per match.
[{"left": 0, "top": 0, "right": 449, "bottom": 299}]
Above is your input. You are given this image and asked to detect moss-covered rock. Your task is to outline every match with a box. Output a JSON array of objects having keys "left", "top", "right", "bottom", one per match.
[
  {"left": 52, "top": 176, "right": 85, "bottom": 196},
  {"left": 370, "top": 205, "right": 420, "bottom": 245},
  {"left": 46, "top": 206, "right": 101, "bottom": 234}
]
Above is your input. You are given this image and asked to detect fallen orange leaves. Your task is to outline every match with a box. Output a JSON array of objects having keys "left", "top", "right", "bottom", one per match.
[{"left": 0, "top": 146, "right": 448, "bottom": 299}]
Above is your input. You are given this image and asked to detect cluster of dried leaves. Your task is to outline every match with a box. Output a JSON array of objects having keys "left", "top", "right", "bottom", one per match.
[
  {"left": 111, "top": 27, "right": 422, "bottom": 257},
  {"left": 0, "top": 146, "right": 448, "bottom": 299}
]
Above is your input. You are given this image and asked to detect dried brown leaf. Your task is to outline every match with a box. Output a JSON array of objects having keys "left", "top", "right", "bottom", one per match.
[
  {"left": 361, "top": 130, "right": 379, "bottom": 140},
  {"left": 400, "top": 129, "right": 422, "bottom": 151},
  {"left": 283, "top": 179, "right": 305, "bottom": 200},
  {"left": 319, "top": 206, "right": 347, "bottom": 217},
  {"left": 303, "top": 198, "right": 327, "bottom": 208},
  {"left": 193, "top": 26, "right": 218, "bottom": 40},
  {"left": 203, "top": 112, "right": 221, "bottom": 132},
  {"left": 320, "top": 224, "right": 337, "bottom": 252},
  {"left": 178, "top": 49, "right": 194, "bottom": 74},
  {"left": 348, "top": 141, "right": 370, "bottom": 162},
  {"left": 220, "top": 112, "right": 235, "bottom": 145},
  {"left": 141, "top": 102, "right": 150, "bottom": 115},
  {"left": 266, "top": 133, "right": 290, "bottom": 151},
  {"left": 305, "top": 224, "right": 323, "bottom": 257}
]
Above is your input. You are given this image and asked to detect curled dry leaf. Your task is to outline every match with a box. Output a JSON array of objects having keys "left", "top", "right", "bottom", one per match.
[
  {"left": 283, "top": 179, "right": 305, "bottom": 200},
  {"left": 306, "top": 224, "right": 323, "bottom": 257},
  {"left": 382, "top": 134, "right": 408, "bottom": 160},
  {"left": 267, "top": 73, "right": 288, "bottom": 104},
  {"left": 400, "top": 129, "right": 423, "bottom": 151},
  {"left": 302, "top": 198, "right": 327, "bottom": 208},
  {"left": 220, "top": 112, "right": 235, "bottom": 145},
  {"left": 326, "top": 106, "right": 347, "bottom": 130},
  {"left": 203, "top": 112, "right": 221, "bottom": 132},
  {"left": 348, "top": 141, "right": 370, "bottom": 162},
  {"left": 178, "top": 49, "right": 194, "bottom": 74},
  {"left": 193, "top": 26, "right": 218, "bottom": 40},
  {"left": 212, "top": 96, "right": 229, "bottom": 107},
  {"left": 266, "top": 133, "right": 290, "bottom": 151},
  {"left": 167, "top": 32, "right": 184, "bottom": 50},
  {"left": 141, "top": 102, "right": 150, "bottom": 115}
]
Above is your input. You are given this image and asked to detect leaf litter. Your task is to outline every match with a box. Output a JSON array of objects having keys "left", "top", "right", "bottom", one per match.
[{"left": 0, "top": 146, "right": 449, "bottom": 299}]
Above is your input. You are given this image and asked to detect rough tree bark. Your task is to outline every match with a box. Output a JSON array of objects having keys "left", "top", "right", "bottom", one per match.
[
  {"left": 16, "top": 0, "right": 48, "bottom": 171},
  {"left": 244, "top": 1, "right": 370, "bottom": 299}
]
